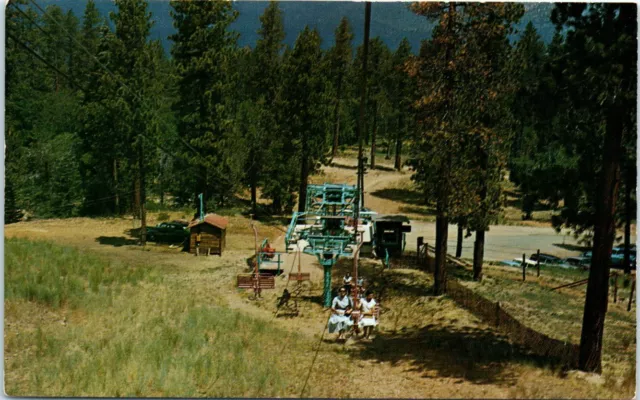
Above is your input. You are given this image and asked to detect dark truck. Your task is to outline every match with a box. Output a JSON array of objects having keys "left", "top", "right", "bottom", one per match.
[{"left": 146, "top": 222, "right": 189, "bottom": 243}]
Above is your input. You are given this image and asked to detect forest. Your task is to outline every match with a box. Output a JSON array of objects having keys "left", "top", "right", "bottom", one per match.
[
  {"left": 5, "top": 0, "right": 637, "bottom": 376},
  {"left": 5, "top": 0, "right": 636, "bottom": 246}
]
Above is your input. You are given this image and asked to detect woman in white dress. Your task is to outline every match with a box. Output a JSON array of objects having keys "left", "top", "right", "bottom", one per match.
[
  {"left": 328, "top": 287, "right": 354, "bottom": 340},
  {"left": 358, "top": 291, "right": 378, "bottom": 339}
]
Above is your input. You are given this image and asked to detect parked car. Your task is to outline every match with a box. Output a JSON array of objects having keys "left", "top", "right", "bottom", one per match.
[
  {"left": 564, "top": 256, "right": 590, "bottom": 269},
  {"left": 146, "top": 222, "right": 189, "bottom": 243},
  {"left": 611, "top": 246, "right": 636, "bottom": 270},
  {"left": 501, "top": 252, "right": 571, "bottom": 269},
  {"left": 529, "top": 253, "right": 565, "bottom": 266}
]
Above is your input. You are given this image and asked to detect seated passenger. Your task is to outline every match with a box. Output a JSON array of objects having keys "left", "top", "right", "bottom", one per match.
[
  {"left": 328, "top": 287, "right": 354, "bottom": 340},
  {"left": 358, "top": 291, "right": 378, "bottom": 340},
  {"left": 262, "top": 241, "right": 275, "bottom": 259},
  {"left": 343, "top": 273, "right": 353, "bottom": 295}
]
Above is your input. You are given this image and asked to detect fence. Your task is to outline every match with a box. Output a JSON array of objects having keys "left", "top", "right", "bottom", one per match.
[
  {"left": 415, "top": 236, "right": 579, "bottom": 367},
  {"left": 446, "top": 279, "right": 580, "bottom": 368}
]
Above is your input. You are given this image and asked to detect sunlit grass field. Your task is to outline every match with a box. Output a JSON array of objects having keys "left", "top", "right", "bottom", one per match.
[{"left": 4, "top": 238, "right": 340, "bottom": 397}]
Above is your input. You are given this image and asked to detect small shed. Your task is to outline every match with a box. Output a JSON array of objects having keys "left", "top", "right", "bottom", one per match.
[
  {"left": 373, "top": 215, "right": 412, "bottom": 258},
  {"left": 188, "top": 214, "right": 228, "bottom": 256}
]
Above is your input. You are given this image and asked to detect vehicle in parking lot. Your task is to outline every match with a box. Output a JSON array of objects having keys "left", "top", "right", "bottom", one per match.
[
  {"left": 500, "top": 253, "right": 572, "bottom": 269},
  {"left": 146, "top": 222, "right": 189, "bottom": 243}
]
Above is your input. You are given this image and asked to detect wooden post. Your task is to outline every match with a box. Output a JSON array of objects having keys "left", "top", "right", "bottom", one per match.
[
  {"left": 613, "top": 273, "right": 618, "bottom": 303},
  {"left": 627, "top": 279, "right": 635, "bottom": 311},
  {"left": 536, "top": 249, "right": 540, "bottom": 277},
  {"left": 522, "top": 253, "right": 526, "bottom": 282}
]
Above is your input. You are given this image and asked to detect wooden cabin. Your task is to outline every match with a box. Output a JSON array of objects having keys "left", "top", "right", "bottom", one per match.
[{"left": 188, "top": 214, "right": 228, "bottom": 256}]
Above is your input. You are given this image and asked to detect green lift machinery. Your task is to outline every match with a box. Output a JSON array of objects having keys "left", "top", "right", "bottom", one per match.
[{"left": 285, "top": 183, "right": 363, "bottom": 307}]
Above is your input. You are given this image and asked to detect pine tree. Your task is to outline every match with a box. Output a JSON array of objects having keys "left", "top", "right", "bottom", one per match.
[
  {"left": 550, "top": 3, "right": 637, "bottom": 373},
  {"left": 170, "top": 0, "right": 239, "bottom": 208},
  {"left": 279, "top": 27, "right": 328, "bottom": 212},
  {"left": 248, "top": 1, "right": 285, "bottom": 215},
  {"left": 327, "top": 17, "right": 354, "bottom": 161},
  {"left": 410, "top": 2, "right": 523, "bottom": 289},
  {"left": 389, "top": 37, "right": 413, "bottom": 171}
]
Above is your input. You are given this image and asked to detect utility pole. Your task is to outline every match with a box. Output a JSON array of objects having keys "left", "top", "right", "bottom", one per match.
[
  {"left": 352, "top": 1, "right": 371, "bottom": 305},
  {"left": 355, "top": 1, "right": 371, "bottom": 238}
]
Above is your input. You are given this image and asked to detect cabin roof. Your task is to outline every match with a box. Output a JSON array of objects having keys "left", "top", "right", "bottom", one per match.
[
  {"left": 373, "top": 215, "right": 411, "bottom": 223},
  {"left": 188, "top": 214, "right": 228, "bottom": 230}
]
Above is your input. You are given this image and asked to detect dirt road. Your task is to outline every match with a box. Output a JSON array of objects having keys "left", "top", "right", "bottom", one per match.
[{"left": 407, "top": 222, "right": 591, "bottom": 261}]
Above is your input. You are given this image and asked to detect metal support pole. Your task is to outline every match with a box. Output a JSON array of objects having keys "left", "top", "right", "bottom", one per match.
[
  {"left": 323, "top": 263, "right": 333, "bottom": 308},
  {"left": 536, "top": 249, "right": 540, "bottom": 277},
  {"left": 522, "top": 253, "right": 526, "bottom": 282}
]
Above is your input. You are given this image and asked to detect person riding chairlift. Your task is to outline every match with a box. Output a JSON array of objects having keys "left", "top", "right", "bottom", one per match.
[
  {"left": 328, "top": 287, "right": 354, "bottom": 341},
  {"left": 262, "top": 241, "right": 275, "bottom": 259}
]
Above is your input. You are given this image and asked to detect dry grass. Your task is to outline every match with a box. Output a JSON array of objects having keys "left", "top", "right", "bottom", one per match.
[
  {"left": 4, "top": 199, "right": 635, "bottom": 397},
  {"left": 455, "top": 263, "right": 636, "bottom": 396}
]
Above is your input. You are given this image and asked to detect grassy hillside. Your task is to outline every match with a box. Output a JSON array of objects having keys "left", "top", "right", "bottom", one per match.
[{"left": 4, "top": 238, "right": 325, "bottom": 397}]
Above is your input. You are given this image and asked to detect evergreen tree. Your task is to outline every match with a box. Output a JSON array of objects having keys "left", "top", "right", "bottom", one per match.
[
  {"left": 327, "top": 17, "right": 354, "bottom": 161},
  {"left": 389, "top": 37, "right": 413, "bottom": 171},
  {"left": 247, "top": 1, "right": 285, "bottom": 215},
  {"left": 279, "top": 27, "right": 328, "bottom": 212},
  {"left": 550, "top": 3, "right": 637, "bottom": 373},
  {"left": 170, "top": 0, "right": 240, "bottom": 208}
]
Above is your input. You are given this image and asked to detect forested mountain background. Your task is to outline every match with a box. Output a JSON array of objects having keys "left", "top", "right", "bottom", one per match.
[
  {"left": 5, "top": 0, "right": 635, "bottom": 256},
  {"left": 41, "top": 0, "right": 558, "bottom": 53}
]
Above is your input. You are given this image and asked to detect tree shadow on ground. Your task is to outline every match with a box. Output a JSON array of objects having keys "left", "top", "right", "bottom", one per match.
[
  {"left": 96, "top": 236, "right": 138, "bottom": 247},
  {"left": 370, "top": 188, "right": 424, "bottom": 206},
  {"left": 330, "top": 162, "right": 358, "bottom": 170},
  {"left": 350, "top": 323, "right": 556, "bottom": 386},
  {"left": 553, "top": 243, "right": 590, "bottom": 252},
  {"left": 399, "top": 205, "right": 437, "bottom": 217}
]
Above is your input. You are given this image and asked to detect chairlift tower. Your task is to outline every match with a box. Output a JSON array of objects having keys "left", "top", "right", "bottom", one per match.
[{"left": 285, "top": 184, "right": 363, "bottom": 307}]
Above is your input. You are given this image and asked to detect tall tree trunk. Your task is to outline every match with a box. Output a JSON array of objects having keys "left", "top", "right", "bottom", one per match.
[
  {"left": 113, "top": 159, "right": 119, "bottom": 214},
  {"left": 473, "top": 230, "right": 485, "bottom": 281},
  {"left": 250, "top": 164, "right": 258, "bottom": 217},
  {"left": 434, "top": 207, "right": 448, "bottom": 295},
  {"left": 272, "top": 196, "right": 282, "bottom": 214},
  {"left": 578, "top": 109, "right": 624, "bottom": 373},
  {"left": 331, "top": 79, "right": 343, "bottom": 161},
  {"left": 456, "top": 223, "right": 463, "bottom": 258},
  {"left": 298, "top": 154, "right": 309, "bottom": 213},
  {"left": 394, "top": 114, "right": 403, "bottom": 170},
  {"left": 370, "top": 102, "right": 377, "bottom": 169},
  {"left": 623, "top": 166, "right": 633, "bottom": 274},
  {"left": 138, "top": 137, "right": 146, "bottom": 245},
  {"left": 473, "top": 146, "right": 488, "bottom": 282}
]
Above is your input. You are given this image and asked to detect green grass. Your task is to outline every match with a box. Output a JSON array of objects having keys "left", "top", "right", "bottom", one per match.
[
  {"left": 5, "top": 238, "right": 159, "bottom": 309},
  {"left": 4, "top": 238, "right": 342, "bottom": 397},
  {"left": 7, "top": 297, "right": 298, "bottom": 397}
]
